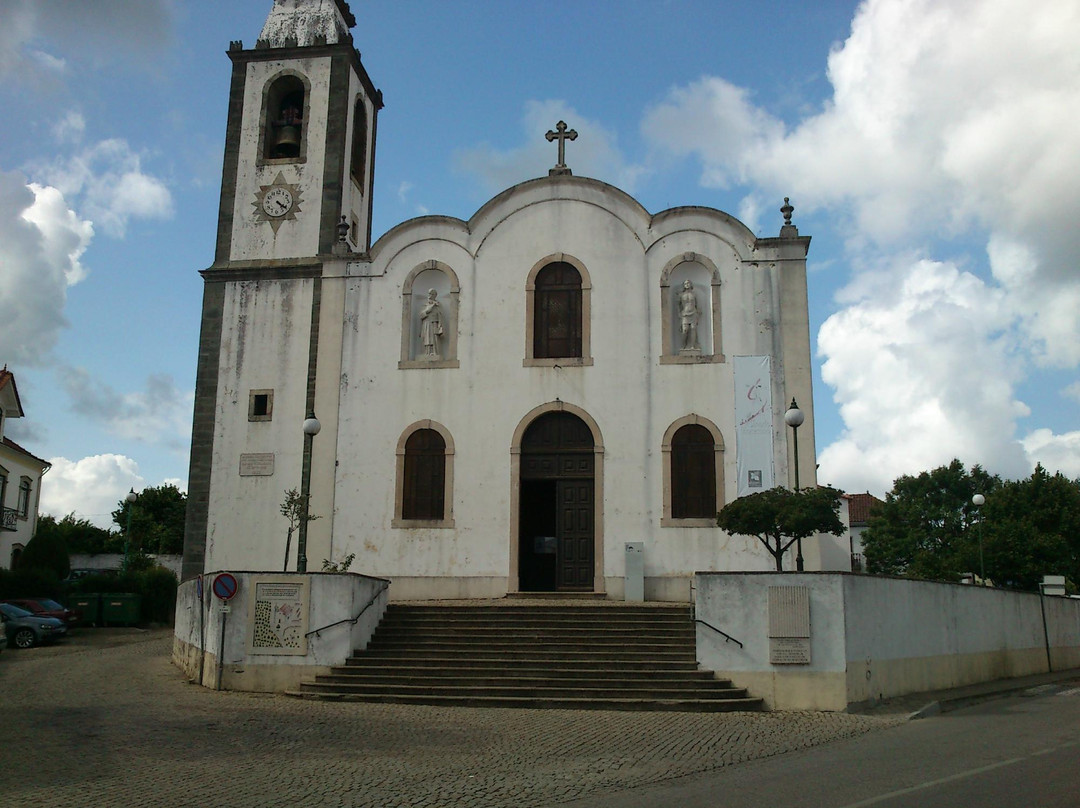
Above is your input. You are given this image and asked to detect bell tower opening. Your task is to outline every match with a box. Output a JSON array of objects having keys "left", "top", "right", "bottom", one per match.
[{"left": 264, "top": 75, "right": 306, "bottom": 160}]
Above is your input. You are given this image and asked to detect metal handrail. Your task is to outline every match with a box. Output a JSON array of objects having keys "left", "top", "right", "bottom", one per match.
[
  {"left": 305, "top": 580, "right": 390, "bottom": 638},
  {"left": 693, "top": 617, "right": 744, "bottom": 648}
]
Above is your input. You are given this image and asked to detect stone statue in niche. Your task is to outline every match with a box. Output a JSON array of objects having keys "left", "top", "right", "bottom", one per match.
[
  {"left": 419, "top": 289, "right": 444, "bottom": 360},
  {"left": 678, "top": 280, "right": 701, "bottom": 354}
]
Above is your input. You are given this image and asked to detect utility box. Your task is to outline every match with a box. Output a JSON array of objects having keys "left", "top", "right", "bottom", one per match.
[
  {"left": 624, "top": 542, "right": 644, "bottom": 602},
  {"left": 101, "top": 594, "right": 141, "bottom": 626}
]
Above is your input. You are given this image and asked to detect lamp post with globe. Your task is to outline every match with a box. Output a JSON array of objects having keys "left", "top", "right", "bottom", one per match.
[
  {"left": 972, "top": 493, "right": 986, "bottom": 584},
  {"left": 296, "top": 413, "right": 321, "bottom": 573},
  {"left": 784, "top": 398, "right": 806, "bottom": 571}
]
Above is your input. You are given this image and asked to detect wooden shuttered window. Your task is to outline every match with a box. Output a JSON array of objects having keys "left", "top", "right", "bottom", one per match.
[
  {"left": 533, "top": 262, "right": 582, "bottom": 359},
  {"left": 671, "top": 424, "right": 716, "bottom": 519},
  {"left": 402, "top": 429, "right": 446, "bottom": 520}
]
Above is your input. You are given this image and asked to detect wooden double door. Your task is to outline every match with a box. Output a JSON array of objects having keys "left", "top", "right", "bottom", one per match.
[{"left": 519, "top": 413, "right": 596, "bottom": 592}]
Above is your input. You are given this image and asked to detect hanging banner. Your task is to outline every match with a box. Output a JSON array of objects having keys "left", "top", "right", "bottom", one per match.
[{"left": 734, "top": 355, "right": 775, "bottom": 497}]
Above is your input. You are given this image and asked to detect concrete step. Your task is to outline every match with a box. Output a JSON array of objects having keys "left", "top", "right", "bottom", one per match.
[
  {"left": 285, "top": 691, "right": 764, "bottom": 713},
  {"left": 302, "top": 680, "right": 751, "bottom": 700},
  {"left": 330, "top": 665, "right": 721, "bottom": 681},
  {"left": 343, "top": 655, "right": 703, "bottom": 671}
]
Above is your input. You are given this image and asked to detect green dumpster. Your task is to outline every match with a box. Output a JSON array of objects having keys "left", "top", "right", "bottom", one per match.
[
  {"left": 101, "top": 593, "right": 141, "bottom": 626},
  {"left": 71, "top": 593, "right": 101, "bottom": 627}
]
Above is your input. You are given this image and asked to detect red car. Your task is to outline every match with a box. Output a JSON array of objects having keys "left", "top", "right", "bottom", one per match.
[{"left": 1, "top": 598, "right": 81, "bottom": 627}]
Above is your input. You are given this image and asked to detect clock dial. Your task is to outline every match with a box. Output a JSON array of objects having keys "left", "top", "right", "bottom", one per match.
[{"left": 261, "top": 187, "right": 294, "bottom": 217}]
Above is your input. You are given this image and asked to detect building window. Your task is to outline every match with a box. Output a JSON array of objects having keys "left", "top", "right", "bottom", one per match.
[
  {"left": 350, "top": 97, "right": 368, "bottom": 189},
  {"left": 393, "top": 421, "right": 455, "bottom": 528},
  {"left": 662, "top": 416, "right": 725, "bottom": 527},
  {"left": 524, "top": 255, "right": 592, "bottom": 367},
  {"left": 534, "top": 262, "right": 582, "bottom": 359},
  {"left": 17, "top": 477, "right": 31, "bottom": 518},
  {"left": 248, "top": 389, "right": 274, "bottom": 421},
  {"left": 262, "top": 74, "right": 307, "bottom": 161}
]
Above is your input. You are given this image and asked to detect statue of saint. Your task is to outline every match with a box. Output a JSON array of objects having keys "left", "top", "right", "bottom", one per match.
[
  {"left": 419, "top": 289, "right": 444, "bottom": 359},
  {"left": 678, "top": 280, "right": 700, "bottom": 351}
]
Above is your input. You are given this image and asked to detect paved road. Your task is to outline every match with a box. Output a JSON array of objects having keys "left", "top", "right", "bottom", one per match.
[
  {"left": 0, "top": 629, "right": 903, "bottom": 808},
  {"left": 554, "top": 680, "right": 1080, "bottom": 808}
]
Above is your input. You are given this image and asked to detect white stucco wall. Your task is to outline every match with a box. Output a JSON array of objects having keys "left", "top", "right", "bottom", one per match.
[
  {"left": 172, "top": 570, "right": 388, "bottom": 692},
  {"left": 695, "top": 572, "right": 1080, "bottom": 711}
]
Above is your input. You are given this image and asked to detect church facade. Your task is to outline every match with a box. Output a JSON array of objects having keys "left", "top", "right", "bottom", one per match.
[{"left": 182, "top": 0, "right": 829, "bottom": 601}]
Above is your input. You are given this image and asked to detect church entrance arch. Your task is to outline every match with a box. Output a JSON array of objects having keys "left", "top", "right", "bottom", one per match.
[{"left": 512, "top": 406, "right": 603, "bottom": 593}]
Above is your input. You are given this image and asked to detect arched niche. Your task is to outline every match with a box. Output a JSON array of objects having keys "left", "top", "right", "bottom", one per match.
[
  {"left": 259, "top": 71, "right": 310, "bottom": 164},
  {"left": 659, "top": 253, "right": 725, "bottom": 364},
  {"left": 399, "top": 261, "right": 460, "bottom": 369}
]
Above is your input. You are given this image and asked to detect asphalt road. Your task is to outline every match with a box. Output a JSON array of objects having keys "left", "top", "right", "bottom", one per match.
[{"left": 552, "top": 680, "right": 1080, "bottom": 807}]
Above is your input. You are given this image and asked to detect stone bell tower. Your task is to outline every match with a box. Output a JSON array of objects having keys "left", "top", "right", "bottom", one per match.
[{"left": 182, "top": 0, "right": 382, "bottom": 580}]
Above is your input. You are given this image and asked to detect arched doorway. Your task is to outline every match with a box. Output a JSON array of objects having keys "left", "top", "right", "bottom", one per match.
[{"left": 518, "top": 411, "right": 595, "bottom": 592}]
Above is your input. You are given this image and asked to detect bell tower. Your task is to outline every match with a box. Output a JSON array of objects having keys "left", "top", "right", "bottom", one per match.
[
  {"left": 182, "top": 0, "right": 382, "bottom": 581},
  {"left": 215, "top": 0, "right": 382, "bottom": 261}
]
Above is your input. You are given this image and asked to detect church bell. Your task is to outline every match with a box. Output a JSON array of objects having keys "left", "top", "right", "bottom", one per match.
[{"left": 271, "top": 123, "right": 301, "bottom": 158}]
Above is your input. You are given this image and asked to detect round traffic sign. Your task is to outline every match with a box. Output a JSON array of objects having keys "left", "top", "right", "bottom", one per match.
[{"left": 212, "top": 572, "right": 239, "bottom": 601}]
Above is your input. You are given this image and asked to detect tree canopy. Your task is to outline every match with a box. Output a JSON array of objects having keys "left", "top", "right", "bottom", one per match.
[
  {"left": 36, "top": 513, "right": 122, "bottom": 555},
  {"left": 861, "top": 460, "right": 1080, "bottom": 590},
  {"left": 717, "top": 486, "right": 845, "bottom": 571},
  {"left": 111, "top": 484, "right": 187, "bottom": 555}
]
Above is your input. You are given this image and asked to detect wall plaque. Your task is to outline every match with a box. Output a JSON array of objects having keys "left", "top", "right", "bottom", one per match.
[
  {"left": 768, "top": 585, "right": 811, "bottom": 665},
  {"left": 770, "top": 637, "right": 812, "bottom": 664},
  {"left": 248, "top": 577, "right": 309, "bottom": 656},
  {"left": 239, "top": 452, "right": 275, "bottom": 476}
]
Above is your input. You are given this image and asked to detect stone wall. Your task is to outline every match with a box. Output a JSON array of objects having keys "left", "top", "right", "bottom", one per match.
[
  {"left": 172, "top": 570, "right": 388, "bottom": 692},
  {"left": 695, "top": 572, "right": 1080, "bottom": 711}
]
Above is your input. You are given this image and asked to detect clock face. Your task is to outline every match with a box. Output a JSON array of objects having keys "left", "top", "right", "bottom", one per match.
[{"left": 261, "top": 186, "right": 294, "bottom": 218}]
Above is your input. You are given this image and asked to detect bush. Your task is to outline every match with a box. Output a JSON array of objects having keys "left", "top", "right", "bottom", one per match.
[
  {"left": 133, "top": 566, "right": 178, "bottom": 625},
  {"left": 0, "top": 567, "right": 64, "bottom": 600},
  {"left": 17, "top": 527, "right": 70, "bottom": 579}
]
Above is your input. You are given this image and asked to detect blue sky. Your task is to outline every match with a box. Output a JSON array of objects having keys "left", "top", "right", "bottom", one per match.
[{"left": 1, "top": 0, "right": 1077, "bottom": 527}]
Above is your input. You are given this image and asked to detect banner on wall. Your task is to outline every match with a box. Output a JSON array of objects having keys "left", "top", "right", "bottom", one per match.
[{"left": 734, "top": 355, "right": 775, "bottom": 497}]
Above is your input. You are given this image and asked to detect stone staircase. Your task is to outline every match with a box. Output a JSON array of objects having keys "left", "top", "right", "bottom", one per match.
[{"left": 290, "top": 602, "right": 763, "bottom": 712}]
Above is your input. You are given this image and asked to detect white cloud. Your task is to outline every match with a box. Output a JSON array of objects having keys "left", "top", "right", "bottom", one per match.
[
  {"left": 33, "top": 139, "right": 173, "bottom": 238},
  {"left": 642, "top": 0, "right": 1080, "bottom": 491},
  {"left": 1021, "top": 430, "right": 1080, "bottom": 480},
  {"left": 816, "top": 257, "right": 1031, "bottom": 493},
  {"left": 52, "top": 111, "right": 85, "bottom": 144},
  {"left": 40, "top": 454, "right": 144, "bottom": 529},
  {"left": 456, "top": 100, "right": 646, "bottom": 195},
  {"left": 0, "top": 171, "right": 93, "bottom": 367},
  {"left": 60, "top": 368, "right": 193, "bottom": 452},
  {"left": 0, "top": 1, "right": 172, "bottom": 83}
]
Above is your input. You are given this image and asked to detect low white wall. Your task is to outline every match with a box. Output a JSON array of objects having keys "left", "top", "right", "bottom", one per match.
[
  {"left": 695, "top": 572, "right": 1080, "bottom": 711},
  {"left": 71, "top": 553, "right": 183, "bottom": 578},
  {"left": 172, "top": 570, "right": 389, "bottom": 692}
]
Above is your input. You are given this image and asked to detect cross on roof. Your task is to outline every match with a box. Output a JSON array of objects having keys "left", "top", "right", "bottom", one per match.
[{"left": 545, "top": 120, "right": 577, "bottom": 176}]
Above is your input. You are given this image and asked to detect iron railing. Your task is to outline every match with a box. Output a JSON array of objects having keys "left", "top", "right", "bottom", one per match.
[{"left": 1, "top": 507, "right": 17, "bottom": 531}]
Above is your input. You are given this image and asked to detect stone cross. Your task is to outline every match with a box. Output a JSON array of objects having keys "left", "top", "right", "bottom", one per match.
[{"left": 545, "top": 121, "right": 578, "bottom": 174}]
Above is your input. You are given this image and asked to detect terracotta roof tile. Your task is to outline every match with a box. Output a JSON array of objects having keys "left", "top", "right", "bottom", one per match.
[
  {"left": 1, "top": 436, "right": 49, "bottom": 468},
  {"left": 845, "top": 492, "right": 883, "bottom": 525}
]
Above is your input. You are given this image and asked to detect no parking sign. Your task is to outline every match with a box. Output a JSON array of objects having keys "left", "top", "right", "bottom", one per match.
[{"left": 212, "top": 572, "right": 238, "bottom": 601}]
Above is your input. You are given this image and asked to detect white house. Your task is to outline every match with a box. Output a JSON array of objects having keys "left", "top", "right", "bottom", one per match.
[
  {"left": 181, "top": 0, "right": 840, "bottom": 600},
  {"left": 0, "top": 367, "right": 50, "bottom": 568}
]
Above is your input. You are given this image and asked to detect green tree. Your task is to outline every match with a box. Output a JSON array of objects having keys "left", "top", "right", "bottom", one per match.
[
  {"left": 36, "top": 513, "right": 123, "bottom": 555},
  {"left": 112, "top": 484, "right": 187, "bottom": 555},
  {"left": 18, "top": 521, "right": 71, "bottom": 579},
  {"left": 862, "top": 460, "right": 1080, "bottom": 590},
  {"left": 717, "top": 486, "right": 845, "bottom": 571},
  {"left": 861, "top": 460, "right": 999, "bottom": 581},
  {"left": 280, "top": 488, "right": 319, "bottom": 572}
]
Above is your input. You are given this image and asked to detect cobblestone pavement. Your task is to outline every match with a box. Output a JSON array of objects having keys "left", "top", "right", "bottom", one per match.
[{"left": 0, "top": 629, "right": 903, "bottom": 808}]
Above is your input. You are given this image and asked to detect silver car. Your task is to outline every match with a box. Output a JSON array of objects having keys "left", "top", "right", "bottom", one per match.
[{"left": 0, "top": 602, "right": 67, "bottom": 649}]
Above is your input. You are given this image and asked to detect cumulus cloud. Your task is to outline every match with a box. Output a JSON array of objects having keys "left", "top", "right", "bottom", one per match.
[
  {"left": 457, "top": 100, "right": 646, "bottom": 194},
  {"left": 32, "top": 139, "right": 173, "bottom": 238},
  {"left": 643, "top": 0, "right": 1080, "bottom": 491},
  {"left": 0, "top": 0, "right": 172, "bottom": 83},
  {"left": 0, "top": 171, "right": 93, "bottom": 366},
  {"left": 40, "top": 454, "right": 144, "bottom": 529},
  {"left": 60, "top": 368, "right": 193, "bottom": 452}
]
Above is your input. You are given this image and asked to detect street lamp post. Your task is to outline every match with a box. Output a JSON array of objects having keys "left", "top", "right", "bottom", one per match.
[
  {"left": 122, "top": 488, "right": 137, "bottom": 573},
  {"left": 784, "top": 398, "right": 806, "bottom": 572},
  {"left": 972, "top": 493, "right": 986, "bottom": 584},
  {"left": 296, "top": 413, "right": 321, "bottom": 573}
]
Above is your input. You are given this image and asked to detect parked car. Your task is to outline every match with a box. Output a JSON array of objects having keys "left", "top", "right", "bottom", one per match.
[
  {"left": 0, "top": 603, "right": 68, "bottom": 649},
  {"left": 0, "top": 626, "right": 7, "bottom": 653},
  {"left": 2, "top": 598, "right": 82, "bottom": 627}
]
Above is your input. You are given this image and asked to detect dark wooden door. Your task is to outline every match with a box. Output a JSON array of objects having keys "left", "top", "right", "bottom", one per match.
[{"left": 557, "top": 479, "right": 594, "bottom": 590}]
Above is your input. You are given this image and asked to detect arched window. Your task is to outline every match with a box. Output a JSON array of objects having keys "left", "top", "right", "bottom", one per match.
[
  {"left": 533, "top": 262, "right": 582, "bottom": 359},
  {"left": 662, "top": 416, "right": 725, "bottom": 526},
  {"left": 394, "top": 422, "right": 455, "bottom": 528},
  {"left": 350, "top": 97, "right": 368, "bottom": 189},
  {"left": 263, "top": 75, "right": 306, "bottom": 160}
]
